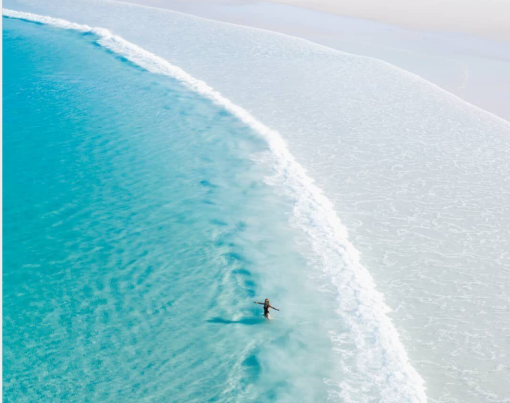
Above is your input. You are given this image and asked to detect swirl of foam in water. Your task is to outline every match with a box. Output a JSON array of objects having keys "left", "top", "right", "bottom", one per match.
[{"left": 3, "top": 8, "right": 427, "bottom": 402}]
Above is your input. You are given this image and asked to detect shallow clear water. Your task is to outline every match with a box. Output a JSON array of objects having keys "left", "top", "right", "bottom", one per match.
[{"left": 3, "top": 18, "right": 340, "bottom": 402}]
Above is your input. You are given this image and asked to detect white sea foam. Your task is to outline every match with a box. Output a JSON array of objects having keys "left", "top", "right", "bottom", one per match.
[{"left": 3, "top": 8, "right": 428, "bottom": 402}]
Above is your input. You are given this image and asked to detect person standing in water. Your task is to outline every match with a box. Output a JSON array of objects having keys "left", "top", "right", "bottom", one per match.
[{"left": 254, "top": 299, "right": 279, "bottom": 319}]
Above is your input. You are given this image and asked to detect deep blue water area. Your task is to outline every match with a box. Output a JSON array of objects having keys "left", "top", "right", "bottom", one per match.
[{"left": 3, "top": 17, "right": 335, "bottom": 403}]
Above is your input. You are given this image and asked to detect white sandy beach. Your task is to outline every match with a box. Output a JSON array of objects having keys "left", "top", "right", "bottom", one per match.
[
  {"left": 118, "top": 0, "right": 510, "bottom": 122},
  {"left": 118, "top": 0, "right": 510, "bottom": 41},
  {"left": 265, "top": 0, "right": 510, "bottom": 42}
]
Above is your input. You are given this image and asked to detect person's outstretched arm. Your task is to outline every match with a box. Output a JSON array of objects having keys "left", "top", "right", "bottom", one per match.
[
  {"left": 269, "top": 305, "right": 280, "bottom": 311},
  {"left": 254, "top": 301, "right": 264, "bottom": 305}
]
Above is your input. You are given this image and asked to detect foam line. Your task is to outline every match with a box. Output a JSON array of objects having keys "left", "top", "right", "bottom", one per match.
[{"left": 3, "top": 8, "right": 427, "bottom": 402}]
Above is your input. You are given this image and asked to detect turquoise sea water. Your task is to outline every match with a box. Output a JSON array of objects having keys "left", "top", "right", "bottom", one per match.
[{"left": 3, "top": 18, "right": 339, "bottom": 402}]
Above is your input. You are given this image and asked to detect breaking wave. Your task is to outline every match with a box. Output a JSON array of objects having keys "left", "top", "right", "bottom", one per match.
[{"left": 3, "top": 8, "right": 427, "bottom": 402}]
